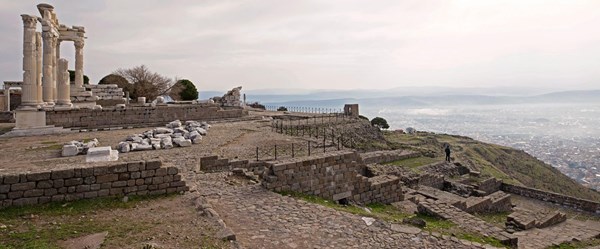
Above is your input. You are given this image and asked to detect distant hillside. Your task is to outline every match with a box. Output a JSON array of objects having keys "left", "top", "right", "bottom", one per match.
[
  {"left": 258, "top": 90, "right": 600, "bottom": 108},
  {"left": 382, "top": 131, "right": 600, "bottom": 201}
]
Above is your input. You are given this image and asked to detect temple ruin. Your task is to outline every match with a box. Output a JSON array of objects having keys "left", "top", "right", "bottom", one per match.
[{"left": 2, "top": 4, "right": 247, "bottom": 136}]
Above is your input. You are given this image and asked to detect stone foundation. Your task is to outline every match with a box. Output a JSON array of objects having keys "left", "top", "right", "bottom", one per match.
[
  {"left": 0, "top": 159, "right": 188, "bottom": 208},
  {"left": 262, "top": 151, "right": 403, "bottom": 205}
]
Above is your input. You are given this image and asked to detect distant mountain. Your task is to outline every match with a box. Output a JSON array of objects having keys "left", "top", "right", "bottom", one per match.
[
  {"left": 257, "top": 90, "right": 600, "bottom": 108},
  {"left": 199, "top": 91, "right": 224, "bottom": 100}
]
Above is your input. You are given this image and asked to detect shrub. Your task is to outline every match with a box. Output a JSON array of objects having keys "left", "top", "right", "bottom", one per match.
[
  {"left": 68, "top": 70, "right": 89, "bottom": 84},
  {"left": 277, "top": 106, "right": 288, "bottom": 111},
  {"left": 169, "top": 79, "right": 198, "bottom": 101},
  {"left": 248, "top": 102, "right": 266, "bottom": 110}
]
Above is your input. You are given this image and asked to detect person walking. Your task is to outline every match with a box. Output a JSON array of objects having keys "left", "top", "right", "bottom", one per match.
[{"left": 445, "top": 145, "right": 451, "bottom": 162}]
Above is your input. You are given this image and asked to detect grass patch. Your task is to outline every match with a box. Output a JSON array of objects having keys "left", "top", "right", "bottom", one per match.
[
  {"left": 40, "top": 141, "right": 58, "bottom": 145},
  {"left": 385, "top": 156, "right": 441, "bottom": 171},
  {"left": 457, "top": 233, "right": 505, "bottom": 248},
  {"left": 414, "top": 213, "right": 505, "bottom": 248},
  {"left": 414, "top": 213, "right": 455, "bottom": 231},
  {"left": 0, "top": 195, "right": 177, "bottom": 249},
  {"left": 278, "top": 191, "right": 411, "bottom": 222},
  {"left": 475, "top": 212, "right": 510, "bottom": 227},
  {"left": 0, "top": 194, "right": 173, "bottom": 220}
]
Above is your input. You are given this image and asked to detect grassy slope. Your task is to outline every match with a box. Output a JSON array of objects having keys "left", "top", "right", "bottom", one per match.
[{"left": 382, "top": 131, "right": 600, "bottom": 202}]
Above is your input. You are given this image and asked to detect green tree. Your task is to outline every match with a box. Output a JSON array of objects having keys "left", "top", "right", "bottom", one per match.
[
  {"left": 277, "top": 106, "right": 288, "bottom": 111},
  {"left": 371, "top": 117, "right": 390, "bottom": 129},
  {"left": 169, "top": 79, "right": 198, "bottom": 101},
  {"left": 68, "top": 70, "right": 89, "bottom": 84}
]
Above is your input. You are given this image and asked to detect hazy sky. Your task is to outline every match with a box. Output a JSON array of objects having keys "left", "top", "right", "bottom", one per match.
[{"left": 1, "top": 0, "right": 599, "bottom": 91}]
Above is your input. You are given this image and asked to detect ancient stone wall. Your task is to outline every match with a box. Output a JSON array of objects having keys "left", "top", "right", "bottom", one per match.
[
  {"left": 418, "top": 173, "right": 445, "bottom": 189},
  {"left": 360, "top": 149, "right": 420, "bottom": 165},
  {"left": 46, "top": 104, "right": 247, "bottom": 128},
  {"left": 353, "top": 175, "right": 403, "bottom": 204},
  {"left": 0, "top": 112, "right": 14, "bottom": 123},
  {"left": 477, "top": 178, "right": 503, "bottom": 195},
  {"left": 199, "top": 155, "right": 267, "bottom": 175},
  {"left": 87, "top": 84, "right": 124, "bottom": 101},
  {"left": 262, "top": 151, "right": 403, "bottom": 204},
  {"left": 501, "top": 183, "right": 600, "bottom": 213},
  {"left": 0, "top": 160, "right": 188, "bottom": 208}
]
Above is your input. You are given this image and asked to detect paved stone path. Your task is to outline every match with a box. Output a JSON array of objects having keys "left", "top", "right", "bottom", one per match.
[
  {"left": 515, "top": 219, "right": 600, "bottom": 249},
  {"left": 194, "top": 172, "right": 498, "bottom": 249},
  {"left": 416, "top": 198, "right": 517, "bottom": 247}
]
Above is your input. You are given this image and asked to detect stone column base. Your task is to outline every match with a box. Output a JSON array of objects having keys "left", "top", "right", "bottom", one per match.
[{"left": 14, "top": 109, "right": 46, "bottom": 129}]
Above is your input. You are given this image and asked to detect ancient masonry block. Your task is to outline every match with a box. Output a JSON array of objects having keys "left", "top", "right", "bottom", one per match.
[{"left": 0, "top": 161, "right": 189, "bottom": 209}]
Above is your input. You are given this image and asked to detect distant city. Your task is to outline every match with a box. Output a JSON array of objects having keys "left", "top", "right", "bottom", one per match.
[{"left": 365, "top": 103, "right": 600, "bottom": 190}]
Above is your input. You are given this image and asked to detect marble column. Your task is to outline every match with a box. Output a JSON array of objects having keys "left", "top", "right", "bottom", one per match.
[
  {"left": 35, "top": 32, "right": 43, "bottom": 105},
  {"left": 42, "top": 32, "right": 55, "bottom": 105},
  {"left": 5, "top": 87, "right": 10, "bottom": 111},
  {"left": 52, "top": 36, "right": 58, "bottom": 102},
  {"left": 74, "top": 40, "right": 84, "bottom": 87},
  {"left": 19, "top": 15, "right": 39, "bottom": 109},
  {"left": 56, "top": 58, "right": 72, "bottom": 108}
]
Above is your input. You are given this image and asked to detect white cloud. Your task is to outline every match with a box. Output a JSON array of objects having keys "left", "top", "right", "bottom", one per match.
[{"left": 1, "top": 0, "right": 599, "bottom": 91}]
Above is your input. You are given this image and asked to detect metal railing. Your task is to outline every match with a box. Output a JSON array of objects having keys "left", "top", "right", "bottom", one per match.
[
  {"left": 255, "top": 138, "right": 353, "bottom": 161},
  {"left": 264, "top": 105, "right": 343, "bottom": 114}
]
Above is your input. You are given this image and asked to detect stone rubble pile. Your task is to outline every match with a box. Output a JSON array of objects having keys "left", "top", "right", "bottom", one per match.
[
  {"left": 61, "top": 138, "right": 99, "bottom": 157},
  {"left": 87, "top": 84, "right": 125, "bottom": 100},
  {"left": 212, "top": 86, "right": 242, "bottom": 107},
  {"left": 117, "top": 120, "right": 210, "bottom": 153}
]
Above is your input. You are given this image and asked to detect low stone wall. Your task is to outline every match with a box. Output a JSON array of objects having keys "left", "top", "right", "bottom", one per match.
[
  {"left": 262, "top": 151, "right": 403, "bottom": 204},
  {"left": 360, "top": 149, "right": 420, "bottom": 165},
  {"left": 46, "top": 104, "right": 247, "bottom": 128},
  {"left": 0, "top": 111, "right": 14, "bottom": 123},
  {"left": 477, "top": 178, "right": 503, "bottom": 195},
  {"left": 418, "top": 174, "right": 445, "bottom": 189},
  {"left": 199, "top": 155, "right": 267, "bottom": 175},
  {"left": 353, "top": 175, "right": 403, "bottom": 204},
  {"left": 501, "top": 183, "right": 600, "bottom": 213},
  {"left": 0, "top": 160, "right": 188, "bottom": 208}
]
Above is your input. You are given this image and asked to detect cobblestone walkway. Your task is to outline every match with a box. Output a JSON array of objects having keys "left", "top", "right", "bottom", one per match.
[
  {"left": 195, "top": 173, "right": 496, "bottom": 249},
  {"left": 515, "top": 219, "right": 600, "bottom": 249},
  {"left": 416, "top": 198, "right": 517, "bottom": 247}
]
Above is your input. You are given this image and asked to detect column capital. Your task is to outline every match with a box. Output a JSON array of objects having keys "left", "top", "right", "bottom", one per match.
[
  {"left": 74, "top": 40, "right": 85, "bottom": 49},
  {"left": 21, "top": 15, "right": 38, "bottom": 28}
]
